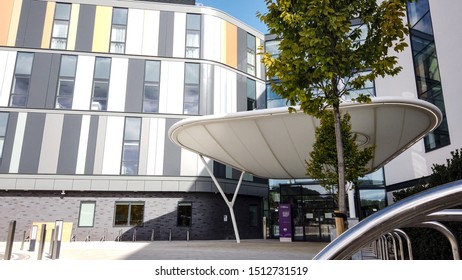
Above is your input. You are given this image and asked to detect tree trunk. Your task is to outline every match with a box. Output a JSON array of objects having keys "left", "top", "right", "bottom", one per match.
[{"left": 333, "top": 104, "right": 347, "bottom": 236}]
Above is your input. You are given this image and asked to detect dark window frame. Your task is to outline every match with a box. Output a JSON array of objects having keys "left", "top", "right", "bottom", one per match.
[
  {"left": 185, "top": 13, "right": 201, "bottom": 58},
  {"left": 183, "top": 63, "right": 200, "bottom": 115},
  {"left": 121, "top": 117, "right": 141, "bottom": 175},
  {"left": 177, "top": 201, "right": 192, "bottom": 227},
  {"left": 10, "top": 52, "right": 34, "bottom": 108},
  {"left": 55, "top": 55, "right": 78, "bottom": 109},
  {"left": 78, "top": 201, "right": 96, "bottom": 228},
  {"left": 110, "top": 7, "right": 128, "bottom": 54},
  {"left": 50, "top": 2, "right": 72, "bottom": 50},
  {"left": 91, "top": 57, "right": 111, "bottom": 111},
  {"left": 114, "top": 201, "right": 145, "bottom": 227},
  {"left": 143, "top": 60, "right": 161, "bottom": 113}
]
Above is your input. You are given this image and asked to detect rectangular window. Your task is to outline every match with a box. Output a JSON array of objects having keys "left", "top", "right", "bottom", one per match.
[
  {"left": 51, "top": 3, "right": 71, "bottom": 49},
  {"left": 110, "top": 8, "right": 128, "bottom": 54},
  {"left": 184, "top": 63, "right": 200, "bottom": 115},
  {"left": 114, "top": 202, "right": 144, "bottom": 226},
  {"left": 78, "top": 201, "right": 96, "bottom": 227},
  {"left": 143, "top": 60, "right": 161, "bottom": 113},
  {"left": 247, "top": 78, "right": 256, "bottom": 110},
  {"left": 177, "top": 202, "right": 192, "bottom": 227},
  {"left": 10, "top": 52, "right": 34, "bottom": 108},
  {"left": 91, "top": 57, "right": 111, "bottom": 111},
  {"left": 185, "top": 14, "right": 201, "bottom": 58},
  {"left": 56, "top": 55, "right": 77, "bottom": 109},
  {"left": 121, "top": 117, "right": 141, "bottom": 175},
  {"left": 246, "top": 33, "right": 256, "bottom": 75}
]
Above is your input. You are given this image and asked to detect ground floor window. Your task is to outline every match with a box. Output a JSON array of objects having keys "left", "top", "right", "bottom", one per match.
[
  {"left": 78, "top": 201, "right": 96, "bottom": 227},
  {"left": 114, "top": 202, "right": 144, "bottom": 226},
  {"left": 177, "top": 202, "right": 192, "bottom": 227}
]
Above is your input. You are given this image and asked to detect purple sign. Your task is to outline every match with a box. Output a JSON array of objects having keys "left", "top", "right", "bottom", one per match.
[{"left": 278, "top": 204, "right": 292, "bottom": 242}]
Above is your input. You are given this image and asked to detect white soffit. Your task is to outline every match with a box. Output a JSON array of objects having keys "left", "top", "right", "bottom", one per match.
[{"left": 168, "top": 97, "right": 442, "bottom": 179}]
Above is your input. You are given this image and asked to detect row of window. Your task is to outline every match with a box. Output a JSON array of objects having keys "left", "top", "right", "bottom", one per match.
[
  {"left": 10, "top": 52, "right": 199, "bottom": 114},
  {"left": 78, "top": 201, "right": 192, "bottom": 227},
  {"left": 49, "top": 3, "right": 257, "bottom": 76},
  {"left": 406, "top": 0, "right": 450, "bottom": 151}
]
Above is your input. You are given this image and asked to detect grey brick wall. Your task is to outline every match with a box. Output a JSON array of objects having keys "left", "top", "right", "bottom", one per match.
[{"left": 0, "top": 191, "right": 263, "bottom": 242}]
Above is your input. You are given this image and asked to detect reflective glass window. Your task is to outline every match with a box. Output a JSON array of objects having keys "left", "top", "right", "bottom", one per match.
[
  {"left": 121, "top": 117, "right": 141, "bottom": 175},
  {"left": 143, "top": 61, "right": 161, "bottom": 113},
  {"left": 114, "top": 202, "right": 144, "bottom": 226},
  {"left": 51, "top": 3, "right": 71, "bottom": 49},
  {"left": 184, "top": 63, "right": 200, "bottom": 114},
  {"left": 56, "top": 55, "right": 77, "bottom": 109},
  {"left": 10, "top": 53, "right": 34, "bottom": 107},
  {"left": 110, "top": 8, "right": 128, "bottom": 54},
  {"left": 186, "top": 14, "right": 201, "bottom": 58}
]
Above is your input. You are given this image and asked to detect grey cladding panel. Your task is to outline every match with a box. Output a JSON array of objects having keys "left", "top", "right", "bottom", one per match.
[
  {"left": 236, "top": 74, "right": 247, "bottom": 112},
  {"left": 75, "top": 5, "right": 96, "bottom": 52},
  {"left": 0, "top": 113, "right": 18, "bottom": 173},
  {"left": 45, "top": 54, "right": 61, "bottom": 109},
  {"left": 237, "top": 28, "right": 248, "bottom": 73},
  {"left": 57, "top": 115, "right": 82, "bottom": 174},
  {"left": 158, "top": 11, "right": 174, "bottom": 57},
  {"left": 23, "top": 0, "right": 47, "bottom": 48},
  {"left": 163, "top": 119, "right": 182, "bottom": 176},
  {"left": 15, "top": 0, "right": 31, "bottom": 47},
  {"left": 84, "top": 115, "right": 99, "bottom": 175},
  {"left": 28, "top": 53, "right": 53, "bottom": 109},
  {"left": 125, "top": 59, "right": 145, "bottom": 113},
  {"left": 18, "top": 113, "right": 46, "bottom": 174}
]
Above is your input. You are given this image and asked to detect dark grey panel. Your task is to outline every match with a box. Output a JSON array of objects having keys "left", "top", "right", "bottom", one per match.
[
  {"left": 15, "top": 0, "right": 31, "bottom": 47},
  {"left": 237, "top": 28, "right": 248, "bottom": 73},
  {"left": 84, "top": 115, "right": 99, "bottom": 175},
  {"left": 236, "top": 74, "right": 247, "bottom": 112},
  {"left": 23, "top": 0, "right": 47, "bottom": 48},
  {"left": 199, "top": 64, "right": 214, "bottom": 115},
  {"left": 158, "top": 11, "right": 174, "bottom": 57},
  {"left": 18, "top": 113, "right": 46, "bottom": 174},
  {"left": 75, "top": 4, "right": 96, "bottom": 52},
  {"left": 163, "top": 118, "right": 182, "bottom": 176},
  {"left": 0, "top": 113, "right": 18, "bottom": 173},
  {"left": 28, "top": 53, "right": 52, "bottom": 109},
  {"left": 45, "top": 54, "right": 61, "bottom": 109},
  {"left": 57, "top": 115, "right": 82, "bottom": 174},
  {"left": 125, "top": 59, "right": 145, "bottom": 113}
]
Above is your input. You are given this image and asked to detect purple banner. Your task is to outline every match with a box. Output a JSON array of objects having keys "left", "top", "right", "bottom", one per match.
[{"left": 278, "top": 204, "right": 292, "bottom": 241}]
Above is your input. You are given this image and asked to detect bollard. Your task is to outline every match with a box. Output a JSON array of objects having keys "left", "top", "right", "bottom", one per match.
[
  {"left": 52, "top": 221, "right": 63, "bottom": 260},
  {"left": 187, "top": 230, "right": 189, "bottom": 241},
  {"left": 169, "top": 230, "right": 172, "bottom": 241},
  {"left": 133, "top": 228, "right": 137, "bottom": 242},
  {"left": 37, "top": 224, "right": 46, "bottom": 260},
  {"left": 49, "top": 228, "right": 55, "bottom": 256},
  {"left": 20, "top": 230, "right": 26, "bottom": 250},
  {"left": 28, "top": 225, "right": 38, "bottom": 252},
  {"left": 151, "top": 229, "right": 155, "bottom": 241},
  {"left": 4, "top": 220, "right": 16, "bottom": 260}
]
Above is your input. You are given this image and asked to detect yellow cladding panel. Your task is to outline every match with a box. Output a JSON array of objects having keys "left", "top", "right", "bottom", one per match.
[
  {"left": 6, "top": 0, "right": 23, "bottom": 46},
  {"left": 225, "top": 22, "right": 237, "bottom": 68},
  {"left": 0, "top": 0, "right": 16, "bottom": 45},
  {"left": 67, "top": 4, "right": 80, "bottom": 51},
  {"left": 31, "top": 222, "right": 73, "bottom": 242},
  {"left": 92, "top": 6, "right": 112, "bottom": 53},
  {"left": 41, "top": 1, "right": 56, "bottom": 49}
]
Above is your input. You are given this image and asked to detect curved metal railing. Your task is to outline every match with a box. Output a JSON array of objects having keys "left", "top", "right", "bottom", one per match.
[{"left": 313, "top": 179, "right": 462, "bottom": 260}]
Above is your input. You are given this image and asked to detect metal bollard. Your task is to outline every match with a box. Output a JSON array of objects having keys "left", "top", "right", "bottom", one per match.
[
  {"left": 187, "top": 230, "right": 190, "bottom": 241},
  {"left": 133, "top": 228, "right": 137, "bottom": 242},
  {"left": 151, "top": 229, "right": 155, "bottom": 241},
  {"left": 4, "top": 220, "right": 16, "bottom": 260},
  {"left": 169, "top": 230, "right": 172, "bottom": 241},
  {"left": 20, "top": 230, "right": 26, "bottom": 250},
  {"left": 37, "top": 224, "right": 46, "bottom": 260}
]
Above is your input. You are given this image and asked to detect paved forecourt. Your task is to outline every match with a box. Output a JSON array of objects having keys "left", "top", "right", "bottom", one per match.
[{"left": 0, "top": 239, "right": 328, "bottom": 260}]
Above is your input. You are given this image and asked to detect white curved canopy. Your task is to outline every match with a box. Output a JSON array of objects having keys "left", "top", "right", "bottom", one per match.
[{"left": 169, "top": 97, "right": 442, "bottom": 179}]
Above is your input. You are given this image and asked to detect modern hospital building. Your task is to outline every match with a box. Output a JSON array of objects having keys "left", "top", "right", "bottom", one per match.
[{"left": 0, "top": 0, "right": 460, "bottom": 242}]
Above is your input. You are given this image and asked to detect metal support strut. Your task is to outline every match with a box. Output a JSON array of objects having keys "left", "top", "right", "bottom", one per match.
[{"left": 200, "top": 155, "right": 244, "bottom": 243}]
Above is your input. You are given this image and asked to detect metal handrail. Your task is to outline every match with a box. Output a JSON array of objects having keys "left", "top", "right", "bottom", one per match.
[{"left": 313, "top": 179, "right": 462, "bottom": 260}]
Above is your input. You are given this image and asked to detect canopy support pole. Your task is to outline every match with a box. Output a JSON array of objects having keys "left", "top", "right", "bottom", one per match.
[{"left": 200, "top": 155, "right": 244, "bottom": 243}]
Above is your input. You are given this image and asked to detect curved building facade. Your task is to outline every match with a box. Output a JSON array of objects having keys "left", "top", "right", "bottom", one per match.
[{"left": 0, "top": 0, "right": 268, "bottom": 241}]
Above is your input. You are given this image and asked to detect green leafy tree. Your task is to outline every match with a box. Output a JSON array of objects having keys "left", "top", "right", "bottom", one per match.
[
  {"left": 393, "top": 149, "right": 462, "bottom": 259},
  {"left": 306, "top": 113, "right": 374, "bottom": 196},
  {"left": 258, "top": 0, "right": 410, "bottom": 232}
]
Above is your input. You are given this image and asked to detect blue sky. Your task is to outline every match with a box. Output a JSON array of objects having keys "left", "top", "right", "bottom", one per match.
[{"left": 196, "top": 0, "right": 268, "bottom": 33}]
